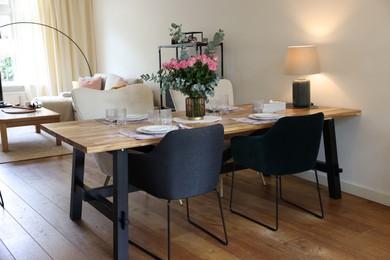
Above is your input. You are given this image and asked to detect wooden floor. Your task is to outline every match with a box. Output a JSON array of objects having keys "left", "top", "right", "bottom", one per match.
[{"left": 0, "top": 154, "right": 389, "bottom": 260}]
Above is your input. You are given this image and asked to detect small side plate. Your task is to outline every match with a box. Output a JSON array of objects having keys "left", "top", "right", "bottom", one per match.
[
  {"left": 248, "top": 113, "right": 284, "bottom": 120},
  {"left": 136, "top": 125, "right": 178, "bottom": 134}
]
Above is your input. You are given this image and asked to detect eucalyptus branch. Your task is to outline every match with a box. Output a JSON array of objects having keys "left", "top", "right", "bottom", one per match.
[{"left": 204, "top": 29, "right": 224, "bottom": 56}]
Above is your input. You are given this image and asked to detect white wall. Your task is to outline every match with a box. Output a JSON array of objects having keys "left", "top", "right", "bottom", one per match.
[{"left": 92, "top": 0, "right": 390, "bottom": 206}]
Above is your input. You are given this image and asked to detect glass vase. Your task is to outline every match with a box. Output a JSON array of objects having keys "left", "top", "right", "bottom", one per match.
[{"left": 185, "top": 97, "right": 206, "bottom": 120}]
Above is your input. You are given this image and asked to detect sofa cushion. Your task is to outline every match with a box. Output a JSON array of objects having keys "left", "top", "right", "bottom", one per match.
[
  {"left": 78, "top": 76, "right": 103, "bottom": 90},
  {"left": 94, "top": 73, "right": 143, "bottom": 90},
  {"left": 111, "top": 78, "right": 128, "bottom": 90}
]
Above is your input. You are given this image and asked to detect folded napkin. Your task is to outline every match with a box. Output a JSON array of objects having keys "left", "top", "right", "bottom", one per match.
[
  {"left": 96, "top": 118, "right": 147, "bottom": 125},
  {"left": 119, "top": 124, "right": 193, "bottom": 140},
  {"left": 231, "top": 117, "right": 278, "bottom": 125},
  {"left": 119, "top": 129, "right": 165, "bottom": 140}
]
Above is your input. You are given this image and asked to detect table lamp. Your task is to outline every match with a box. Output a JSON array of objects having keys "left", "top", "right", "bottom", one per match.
[{"left": 284, "top": 45, "right": 320, "bottom": 107}]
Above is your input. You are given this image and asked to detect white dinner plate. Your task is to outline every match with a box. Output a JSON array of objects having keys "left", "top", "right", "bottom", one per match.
[
  {"left": 126, "top": 114, "right": 148, "bottom": 121},
  {"left": 136, "top": 125, "right": 178, "bottom": 134},
  {"left": 248, "top": 113, "right": 284, "bottom": 120}
]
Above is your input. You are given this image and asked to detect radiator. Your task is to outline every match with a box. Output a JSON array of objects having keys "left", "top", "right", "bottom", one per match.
[{"left": 3, "top": 85, "right": 28, "bottom": 105}]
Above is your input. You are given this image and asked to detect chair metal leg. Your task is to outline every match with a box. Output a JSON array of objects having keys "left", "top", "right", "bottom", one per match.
[
  {"left": 168, "top": 200, "right": 171, "bottom": 260},
  {"left": 103, "top": 176, "right": 110, "bottom": 186},
  {"left": 128, "top": 193, "right": 228, "bottom": 260},
  {"left": 128, "top": 238, "right": 161, "bottom": 260},
  {"left": 186, "top": 190, "right": 228, "bottom": 245},
  {"left": 229, "top": 165, "right": 279, "bottom": 231},
  {"left": 219, "top": 175, "right": 224, "bottom": 197},
  {"left": 130, "top": 201, "right": 172, "bottom": 260},
  {"left": 279, "top": 170, "right": 324, "bottom": 219},
  {"left": 0, "top": 190, "right": 4, "bottom": 208},
  {"left": 258, "top": 172, "right": 266, "bottom": 186}
]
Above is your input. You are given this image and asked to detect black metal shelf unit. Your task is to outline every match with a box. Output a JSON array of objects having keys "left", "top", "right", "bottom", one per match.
[{"left": 158, "top": 42, "right": 224, "bottom": 108}]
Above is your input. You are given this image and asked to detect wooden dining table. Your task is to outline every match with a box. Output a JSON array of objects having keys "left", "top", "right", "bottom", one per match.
[{"left": 41, "top": 103, "right": 361, "bottom": 259}]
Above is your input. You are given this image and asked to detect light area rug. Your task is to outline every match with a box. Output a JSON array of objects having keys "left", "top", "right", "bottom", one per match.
[{"left": 0, "top": 125, "right": 72, "bottom": 164}]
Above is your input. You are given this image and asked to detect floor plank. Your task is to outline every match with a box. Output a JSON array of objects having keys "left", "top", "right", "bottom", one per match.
[
  {"left": 0, "top": 239, "right": 15, "bottom": 260},
  {"left": 0, "top": 154, "right": 389, "bottom": 259}
]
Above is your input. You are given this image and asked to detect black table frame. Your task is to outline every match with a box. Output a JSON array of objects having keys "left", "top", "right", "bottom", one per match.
[
  {"left": 316, "top": 118, "right": 342, "bottom": 199},
  {"left": 67, "top": 116, "right": 343, "bottom": 259},
  {"left": 70, "top": 148, "right": 131, "bottom": 260}
]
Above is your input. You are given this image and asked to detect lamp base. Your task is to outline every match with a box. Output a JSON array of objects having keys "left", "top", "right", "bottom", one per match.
[{"left": 292, "top": 79, "right": 311, "bottom": 107}]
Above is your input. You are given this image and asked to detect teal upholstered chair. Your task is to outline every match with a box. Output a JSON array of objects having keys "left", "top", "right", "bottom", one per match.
[{"left": 229, "top": 112, "right": 325, "bottom": 231}]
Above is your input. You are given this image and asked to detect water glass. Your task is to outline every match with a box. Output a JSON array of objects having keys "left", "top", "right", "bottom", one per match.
[
  {"left": 117, "top": 108, "right": 127, "bottom": 125},
  {"left": 160, "top": 108, "right": 172, "bottom": 125},
  {"left": 253, "top": 100, "right": 265, "bottom": 113},
  {"left": 219, "top": 94, "right": 229, "bottom": 114},
  {"left": 105, "top": 108, "right": 118, "bottom": 126},
  {"left": 148, "top": 108, "right": 160, "bottom": 125},
  {"left": 209, "top": 99, "right": 221, "bottom": 115}
]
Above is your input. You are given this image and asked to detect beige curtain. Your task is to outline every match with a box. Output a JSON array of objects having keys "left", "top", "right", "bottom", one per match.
[
  {"left": 11, "top": 0, "right": 48, "bottom": 98},
  {"left": 37, "top": 0, "right": 97, "bottom": 95}
]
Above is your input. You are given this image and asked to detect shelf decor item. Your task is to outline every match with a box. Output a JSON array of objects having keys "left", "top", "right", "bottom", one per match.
[{"left": 141, "top": 23, "right": 224, "bottom": 120}]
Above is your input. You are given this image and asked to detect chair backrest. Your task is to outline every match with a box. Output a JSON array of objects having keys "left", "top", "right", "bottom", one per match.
[
  {"left": 72, "top": 84, "right": 154, "bottom": 177},
  {"left": 170, "top": 79, "right": 234, "bottom": 111},
  {"left": 232, "top": 113, "right": 324, "bottom": 175},
  {"left": 129, "top": 124, "right": 225, "bottom": 200},
  {"left": 72, "top": 84, "right": 154, "bottom": 120},
  {"left": 213, "top": 79, "right": 234, "bottom": 105},
  {"left": 170, "top": 89, "right": 187, "bottom": 112}
]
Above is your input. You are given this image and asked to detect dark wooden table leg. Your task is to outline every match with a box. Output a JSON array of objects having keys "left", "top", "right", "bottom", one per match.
[
  {"left": 70, "top": 148, "right": 85, "bottom": 220},
  {"left": 113, "top": 149, "right": 129, "bottom": 260},
  {"left": 316, "top": 119, "right": 343, "bottom": 199}
]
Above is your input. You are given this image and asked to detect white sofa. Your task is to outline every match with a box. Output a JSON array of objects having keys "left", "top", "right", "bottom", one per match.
[{"left": 33, "top": 73, "right": 144, "bottom": 121}]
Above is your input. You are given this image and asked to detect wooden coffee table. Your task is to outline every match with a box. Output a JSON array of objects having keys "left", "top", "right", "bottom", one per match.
[{"left": 0, "top": 107, "right": 61, "bottom": 152}]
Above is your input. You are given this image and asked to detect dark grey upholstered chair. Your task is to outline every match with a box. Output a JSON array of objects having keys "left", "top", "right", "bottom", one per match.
[
  {"left": 128, "top": 124, "right": 228, "bottom": 259},
  {"left": 229, "top": 113, "right": 325, "bottom": 231}
]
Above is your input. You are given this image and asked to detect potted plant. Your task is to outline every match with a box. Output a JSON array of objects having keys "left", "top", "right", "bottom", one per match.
[{"left": 141, "top": 23, "right": 224, "bottom": 120}]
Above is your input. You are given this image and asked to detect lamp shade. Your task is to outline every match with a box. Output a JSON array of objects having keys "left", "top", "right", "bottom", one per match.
[{"left": 284, "top": 45, "right": 320, "bottom": 76}]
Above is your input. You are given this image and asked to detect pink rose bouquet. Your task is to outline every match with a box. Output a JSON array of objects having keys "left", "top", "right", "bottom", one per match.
[{"left": 141, "top": 26, "right": 224, "bottom": 99}]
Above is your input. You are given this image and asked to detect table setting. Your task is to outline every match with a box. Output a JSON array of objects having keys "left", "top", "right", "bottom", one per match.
[{"left": 99, "top": 99, "right": 287, "bottom": 141}]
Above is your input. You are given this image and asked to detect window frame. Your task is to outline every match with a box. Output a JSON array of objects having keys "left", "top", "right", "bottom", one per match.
[{"left": 0, "top": 0, "right": 15, "bottom": 85}]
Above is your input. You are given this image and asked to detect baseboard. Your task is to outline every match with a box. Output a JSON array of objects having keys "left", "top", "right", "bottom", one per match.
[{"left": 296, "top": 172, "right": 390, "bottom": 207}]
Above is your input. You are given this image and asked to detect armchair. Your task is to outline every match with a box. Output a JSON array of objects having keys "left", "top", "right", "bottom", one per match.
[
  {"left": 128, "top": 124, "right": 228, "bottom": 259},
  {"left": 229, "top": 113, "right": 325, "bottom": 231}
]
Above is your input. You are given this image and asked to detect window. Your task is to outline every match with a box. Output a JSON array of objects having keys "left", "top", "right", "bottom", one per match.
[{"left": 0, "top": 0, "right": 14, "bottom": 83}]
